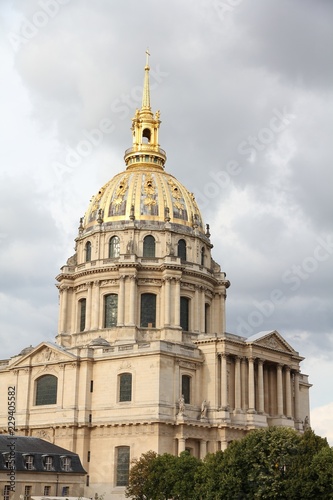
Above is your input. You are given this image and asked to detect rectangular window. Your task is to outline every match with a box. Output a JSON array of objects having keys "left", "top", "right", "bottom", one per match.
[
  {"left": 182, "top": 375, "right": 191, "bottom": 404},
  {"left": 87, "top": 450, "right": 91, "bottom": 462},
  {"left": 180, "top": 297, "right": 189, "bottom": 331},
  {"left": 79, "top": 298, "right": 86, "bottom": 332},
  {"left": 43, "top": 485, "right": 51, "bottom": 496},
  {"left": 62, "top": 487, "right": 69, "bottom": 496},
  {"left": 4, "top": 485, "right": 10, "bottom": 500},
  {"left": 119, "top": 373, "right": 132, "bottom": 402},
  {"left": 140, "top": 293, "right": 156, "bottom": 327},
  {"left": 25, "top": 455, "right": 34, "bottom": 470},
  {"left": 116, "top": 446, "right": 130, "bottom": 486},
  {"left": 61, "top": 457, "right": 71, "bottom": 471},
  {"left": 86, "top": 475, "right": 90, "bottom": 487},
  {"left": 104, "top": 294, "right": 118, "bottom": 327},
  {"left": 24, "top": 486, "right": 32, "bottom": 500},
  {"left": 90, "top": 380, "right": 94, "bottom": 392},
  {"left": 44, "top": 456, "right": 53, "bottom": 471}
]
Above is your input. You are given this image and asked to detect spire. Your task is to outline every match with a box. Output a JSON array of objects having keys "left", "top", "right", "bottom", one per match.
[
  {"left": 142, "top": 48, "right": 151, "bottom": 110},
  {"left": 124, "top": 51, "right": 166, "bottom": 169}
]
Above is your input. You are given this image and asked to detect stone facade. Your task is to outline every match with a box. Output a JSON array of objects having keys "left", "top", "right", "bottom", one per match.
[{"left": 0, "top": 57, "right": 311, "bottom": 500}]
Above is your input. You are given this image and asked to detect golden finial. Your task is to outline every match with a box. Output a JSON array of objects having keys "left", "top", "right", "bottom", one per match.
[{"left": 142, "top": 48, "right": 151, "bottom": 110}]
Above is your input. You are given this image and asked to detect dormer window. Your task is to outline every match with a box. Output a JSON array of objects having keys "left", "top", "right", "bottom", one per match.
[
  {"left": 24, "top": 454, "right": 34, "bottom": 470},
  {"left": 43, "top": 455, "right": 54, "bottom": 471},
  {"left": 61, "top": 456, "right": 71, "bottom": 472}
]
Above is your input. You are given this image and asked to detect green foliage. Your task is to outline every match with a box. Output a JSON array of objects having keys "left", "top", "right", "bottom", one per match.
[{"left": 126, "top": 429, "right": 333, "bottom": 500}]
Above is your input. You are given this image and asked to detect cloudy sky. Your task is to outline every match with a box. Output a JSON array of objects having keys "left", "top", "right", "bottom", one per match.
[{"left": 0, "top": 0, "right": 332, "bottom": 442}]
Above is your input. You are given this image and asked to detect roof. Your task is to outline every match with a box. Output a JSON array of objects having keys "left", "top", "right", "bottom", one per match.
[{"left": 0, "top": 435, "right": 85, "bottom": 474}]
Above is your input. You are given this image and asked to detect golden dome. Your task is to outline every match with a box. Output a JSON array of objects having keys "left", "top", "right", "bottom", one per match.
[
  {"left": 84, "top": 165, "right": 204, "bottom": 233},
  {"left": 83, "top": 52, "right": 205, "bottom": 236}
]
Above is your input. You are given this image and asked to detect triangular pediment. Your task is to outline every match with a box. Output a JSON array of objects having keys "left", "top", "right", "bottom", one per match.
[
  {"left": 246, "top": 330, "right": 297, "bottom": 354},
  {"left": 10, "top": 342, "right": 77, "bottom": 368}
]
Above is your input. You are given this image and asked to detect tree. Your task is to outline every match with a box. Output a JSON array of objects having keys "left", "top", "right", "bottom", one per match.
[
  {"left": 126, "top": 429, "right": 333, "bottom": 499},
  {"left": 126, "top": 451, "right": 201, "bottom": 500}
]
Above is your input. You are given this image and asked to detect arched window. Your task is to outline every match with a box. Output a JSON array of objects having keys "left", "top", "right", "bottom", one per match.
[
  {"left": 35, "top": 375, "right": 58, "bottom": 406},
  {"left": 85, "top": 241, "right": 92, "bottom": 262},
  {"left": 142, "top": 128, "right": 151, "bottom": 143},
  {"left": 180, "top": 297, "right": 189, "bottom": 331},
  {"left": 143, "top": 235, "right": 155, "bottom": 257},
  {"left": 119, "top": 373, "right": 132, "bottom": 402},
  {"left": 182, "top": 375, "right": 191, "bottom": 404},
  {"left": 140, "top": 293, "right": 156, "bottom": 327},
  {"left": 201, "top": 247, "right": 205, "bottom": 266},
  {"left": 178, "top": 239, "right": 187, "bottom": 261},
  {"left": 109, "top": 236, "right": 120, "bottom": 258},
  {"left": 104, "top": 294, "right": 118, "bottom": 327},
  {"left": 116, "top": 446, "right": 130, "bottom": 486},
  {"left": 79, "top": 298, "right": 86, "bottom": 332}
]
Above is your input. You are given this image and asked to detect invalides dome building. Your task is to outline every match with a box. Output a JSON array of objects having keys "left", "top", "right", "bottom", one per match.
[{"left": 0, "top": 56, "right": 311, "bottom": 499}]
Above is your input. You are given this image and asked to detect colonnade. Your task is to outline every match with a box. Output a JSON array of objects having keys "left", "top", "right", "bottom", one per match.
[
  {"left": 59, "top": 276, "right": 226, "bottom": 335},
  {"left": 218, "top": 354, "right": 300, "bottom": 419}
]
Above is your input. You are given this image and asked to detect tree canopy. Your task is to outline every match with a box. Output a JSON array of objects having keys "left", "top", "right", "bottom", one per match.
[{"left": 126, "top": 428, "right": 333, "bottom": 499}]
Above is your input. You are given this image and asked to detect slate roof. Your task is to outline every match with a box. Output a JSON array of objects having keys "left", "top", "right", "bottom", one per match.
[{"left": 0, "top": 435, "right": 85, "bottom": 474}]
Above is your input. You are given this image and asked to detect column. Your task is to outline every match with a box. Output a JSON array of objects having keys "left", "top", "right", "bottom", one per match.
[
  {"left": 277, "top": 364, "right": 284, "bottom": 416},
  {"left": 234, "top": 356, "right": 241, "bottom": 412},
  {"left": 248, "top": 357, "right": 256, "bottom": 413},
  {"left": 241, "top": 357, "right": 247, "bottom": 411},
  {"left": 128, "top": 275, "right": 136, "bottom": 325},
  {"left": 164, "top": 278, "right": 171, "bottom": 326},
  {"left": 86, "top": 282, "right": 92, "bottom": 330},
  {"left": 294, "top": 371, "right": 300, "bottom": 421},
  {"left": 200, "top": 287, "right": 205, "bottom": 333},
  {"left": 221, "top": 353, "right": 228, "bottom": 409},
  {"left": 200, "top": 440, "right": 207, "bottom": 459},
  {"left": 92, "top": 281, "right": 100, "bottom": 330},
  {"left": 117, "top": 276, "right": 125, "bottom": 326},
  {"left": 178, "top": 438, "right": 186, "bottom": 455},
  {"left": 258, "top": 359, "right": 264, "bottom": 414},
  {"left": 174, "top": 279, "right": 180, "bottom": 327},
  {"left": 60, "top": 286, "right": 68, "bottom": 333},
  {"left": 194, "top": 287, "right": 199, "bottom": 332},
  {"left": 285, "top": 366, "right": 292, "bottom": 418}
]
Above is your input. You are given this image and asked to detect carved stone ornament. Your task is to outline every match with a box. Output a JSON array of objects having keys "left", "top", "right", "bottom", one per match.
[{"left": 35, "top": 347, "right": 60, "bottom": 363}]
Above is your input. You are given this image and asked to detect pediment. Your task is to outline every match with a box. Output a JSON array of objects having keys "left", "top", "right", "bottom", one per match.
[
  {"left": 246, "top": 330, "right": 297, "bottom": 354},
  {"left": 10, "top": 342, "right": 77, "bottom": 368}
]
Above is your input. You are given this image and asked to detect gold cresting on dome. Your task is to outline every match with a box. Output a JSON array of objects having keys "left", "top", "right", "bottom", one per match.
[{"left": 83, "top": 52, "right": 205, "bottom": 234}]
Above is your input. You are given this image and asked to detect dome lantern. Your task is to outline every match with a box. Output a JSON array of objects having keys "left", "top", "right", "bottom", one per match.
[{"left": 124, "top": 50, "right": 166, "bottom": 169}]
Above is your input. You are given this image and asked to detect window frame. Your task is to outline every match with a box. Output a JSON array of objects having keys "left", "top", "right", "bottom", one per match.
[
  {"left": 61, "top": 456, "right": 71, "bottom": 472},
  {"left": 43, "top": 455, "right": 54, "bottom": 471},
  {"left": 109, "top": 235, "right": 120, "bottom": 258},
  {"left": 182, "top": 374, "right": 191, "bottom": 404},
  {"left": 35, "top": 375, "right": 58, "bottom": 406},
  {"left": 24, "top": 455, "right": 34, "bottom": 470},
  {"left": 143, "top": 235, "right": 156, "bottom": 258},
  {"left": 24, "top": 485, "right": 32, "bottom": 500},
  {"left": 180, "top": 296, "right": 190, "bottom": 331},
  {"left": 177, "top": 239, "right": 187, "bottom": 261},
  {"left": 4, "top": 485, "right": 10, "bottom": 500},
  {"left": 140, "top": 293, "right": 156, "bottom": 327},
  {"left": 43, "top": 485, "right": 51, "bottom": 496},
  {"left": 85, "top": 241, "right": 92, "bottom": 262},
  {"left": 104, "top": 293, "right": 118, "bottom": 328},
  {"left": 115, "top": 446, "right": 130, "bottom": 487},
  {"left": 79, "top": 298, "right": 86, "bottom": 332},
  {"left": 119, "top": 372, "right": 132, "bottom": 402}
]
